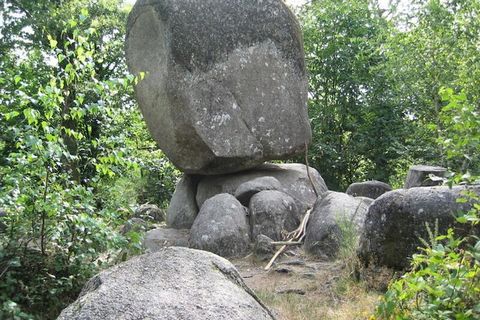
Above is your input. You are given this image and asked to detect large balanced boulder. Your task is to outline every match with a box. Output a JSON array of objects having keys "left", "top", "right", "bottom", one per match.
[
  {"left": 57, "top": 247, "right": 275, "bottom": 320},
  {"left": 196, "top": 163, "right": 328, "bottom": 214},
  {"left": 190, "top": 194, "right": 250, "bottom": 258},
  {"left": 249, "top": 190, "right": 299, "bottom": 241},
  {"left": 126, "top": 0, "right": 311, "bottom": 175},
  {"left": 404, "top": 165, "right": 446, "bottom": 188},
  {"left": 358, "top": 186, "right": 480, "bottom": 269},
  {"left": 346, "top": 180, "right": 392, "bottom": 199},
  {"left": 304, "top": 192, "right": 369, "bottom": 259}
]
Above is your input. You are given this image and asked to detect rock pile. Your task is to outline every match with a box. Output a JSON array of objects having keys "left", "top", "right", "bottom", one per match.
[{"left": 124, "top": 0, "right": 332, "bottom": 259}]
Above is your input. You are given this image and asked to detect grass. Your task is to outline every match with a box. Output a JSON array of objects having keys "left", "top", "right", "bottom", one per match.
[
  {"left": 255, "top": 212, "right": 384, "bottom": 319},
  {"left": 256, "top": 282, "right": 380, "bottom": 320}
]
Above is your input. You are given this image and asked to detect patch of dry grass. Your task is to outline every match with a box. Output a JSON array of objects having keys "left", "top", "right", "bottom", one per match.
[{"left": 256, "top": 278, "right": 380, "bottom": 320}]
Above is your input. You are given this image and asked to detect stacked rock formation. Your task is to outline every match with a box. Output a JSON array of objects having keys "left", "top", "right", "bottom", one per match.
[{"left": 126, "top": 0, "right": 327, "bottom": 258}]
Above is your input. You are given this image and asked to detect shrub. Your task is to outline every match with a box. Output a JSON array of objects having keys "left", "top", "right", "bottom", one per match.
[{"left": 373, "top": 193, "right": 480, "bottom": 320}]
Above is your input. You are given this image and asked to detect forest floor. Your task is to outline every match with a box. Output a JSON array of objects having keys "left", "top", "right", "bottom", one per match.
[{"left": 232, "top": 248, "right": 389, "bottom": 320}]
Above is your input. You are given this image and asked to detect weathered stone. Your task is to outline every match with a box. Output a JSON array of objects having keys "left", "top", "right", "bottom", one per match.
[
  {"left": 346, "top": 180, "right": 392, "bottom": 199},
  {"left": 355, "top": 196, "right": 375, "bottom": 207},
  {"left": 57, "top": 247, "right": 275, "bottom": 320},
  {"left": 304, "top": 192, "right": 369, "bottom": 259},
  {"left": 249, "top": 190, "right": 299, "bottom": 241},
  {"left": 134, "top": 203, "right": 165, "bottom": 222},
  {"left": 196, "top": 163, "right": 328, "bottom": 214},
  {"left": 143, "top": 228, "right": 190, "bottom": 252},
  {"left": 190, "top": 194, "right": 250, "bottom": 258},
  {"left": 166, "top": 175, "right": 199, "bottom": 229},
  {"left": 404, "top": 165, "right": 446, "bottom": 188},
  {"left": 234, "top": 176, "right": 282, "bottom": 206},
  {"left": 126, "top": 0, "right": 311, "bottom": 174},
  {"left": 358, "top": 186, "right": 480, "bottom": 269},
  {"left": 253, "top": 234, "right": 275, "bottom": 261}
]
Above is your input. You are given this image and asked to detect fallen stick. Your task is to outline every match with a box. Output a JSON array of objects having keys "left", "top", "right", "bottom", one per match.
[
  {"left": 264, "top": 209, "right": 312, "bottom": 271},
  {"left": 270, "top": 241, "right": 303, "bottom": 246}
]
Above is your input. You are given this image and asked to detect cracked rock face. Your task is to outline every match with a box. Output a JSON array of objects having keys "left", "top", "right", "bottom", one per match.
[
  {"left": 126, "top": 0, "right": 311, "bottom": 174},
  {"left": 57, "top": 247, "right": 275, "bottom": 320}
]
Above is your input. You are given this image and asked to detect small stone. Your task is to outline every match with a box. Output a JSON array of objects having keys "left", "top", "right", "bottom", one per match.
[
  {"left": 404, "top": 165, "right": 446, "bottom": 188},
  {"left": 253, "top": 234, "right": 275, "bottom": 261},
  {"left": 143, "top": 228, "right": 190, "bottom": 252},
  {"left": 134, "top": 204, "right": 165, "bottom": 222},
  {"left": 346, "top": 180, "right": 392, "bottom": 199}
]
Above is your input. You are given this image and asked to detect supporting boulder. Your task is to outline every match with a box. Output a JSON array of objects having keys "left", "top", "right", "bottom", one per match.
[
  {"left": 196, "top": 163, "right": 328, "bottom": 214},
  {"left": 189, "top": 194, "right": 250, "bottom": 258},
  {"left": 249, "top": 190, "right": 299, "bottom": 241},
  {"left": 234, "top": 176, "right": 282, "bottom": 206},
  {"left": 304, "top": 192, "right": 369, "bottom": 259},
  {"left": 166, "top": 175, "right": 199, "bottom": 229}
]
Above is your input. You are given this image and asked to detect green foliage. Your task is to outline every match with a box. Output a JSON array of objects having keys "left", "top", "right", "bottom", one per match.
[
  {"left": 374, "top": 216, "right": 480, "bottom": 319},
  {"left": 0, "top": 2, "right": 176, "bottom": 318},
  {"left": 373, "top": 62, "right": 480, "bottom": 320},
  {"left": 300, "top": 0, "right": 408, "bottom": 190},
  {"left": 437, "top": 88, "right": 480, "bottom": 175},
  {"left": 383, "top": 0, "right": 480, "bottom": 169}
]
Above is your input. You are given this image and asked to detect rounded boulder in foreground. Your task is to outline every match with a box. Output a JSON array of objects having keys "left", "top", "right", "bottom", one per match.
[{"left": 57, "top": 247, "right": 275, "bottom": 320}]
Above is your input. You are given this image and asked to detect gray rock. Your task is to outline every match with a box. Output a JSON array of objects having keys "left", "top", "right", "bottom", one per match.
[
  {"left": 346, "top": 180, "right": 392, "bottom": 199},
  {"left": 190, "top": 194, "right": 250, "bottom": 258},
  {"left": 234, "top": 176, "right": 282, "bottom": 206},
  {"left": 355, "top": 196, "right": 375, "bottom": 207},
  {"left": 358, "top": 186, "right": 480, "bottom": 269},
  {"left": 126, "top": 0, "right": 311, "bottom": 175},
  {"left": 57, "top": 247, "right": 275, "bottom": 320},
  {"left": 404, "top": 165, "right": 446, "bottom": 188},
  {"left": 196, "top": 163, "right": 328, "bottom": 214},
  {"left": 167, "top": 175, "right": 199, "bottom": 229},
  {"left": 134, "top": 203, "right": 165, "bottom": 222},
  {"left": 143, "top": 228, "right": 190, "bottom": 252},
  {"left": 253, "top": 234, "right": 275, "bottom": 261},
  {"left": 119, "top": 218, "right": 148, "bottom": 235},
  {"left": 304, "top": 192, "right": 369, "bottom": 259},
  {"left": 250, "top": 190, "right": 299, "bottom": 241}
]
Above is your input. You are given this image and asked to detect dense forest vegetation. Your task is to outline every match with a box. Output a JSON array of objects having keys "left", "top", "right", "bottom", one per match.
[{"left": 0, "top": 0, "right": 478, "bottom": 318}]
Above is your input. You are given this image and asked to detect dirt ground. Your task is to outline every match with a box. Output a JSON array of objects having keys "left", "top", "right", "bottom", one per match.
[{"left": 232, "top": 248, "right": 383, "bottom": 320}]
